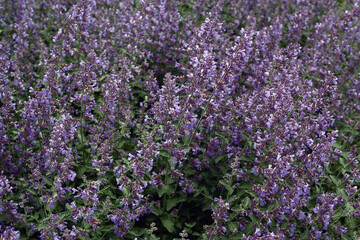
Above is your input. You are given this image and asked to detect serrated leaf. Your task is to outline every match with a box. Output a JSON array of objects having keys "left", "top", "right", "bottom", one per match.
[
  {"left": 43, "top": 176, "right": 52, "bottom": 186},
  {"left": 99, "top": 74, "right": 107, "bottom": 81},
  {"left": 27, "top": 188, "right": 36, "bottom": 195},
  {"left": 77, "top": 129, "right": 84, "bottom": 142},
  {"left": 284, "top": 180, "right": 293, "bottom": 188},
  {"left": 240, "top": 156, "right": 255, "bottom": 163},
  {"left": 219, "top": 180, "right": 234, "bottom": 194},
  {"left": 33, "top": 212, "right": 39, "bottom": 220},
  {"left": 185, "top": 222, "right": 196, "bottom": 228},
  {"left": 332, "top": 143, "right": 342, "bottom": 150},
  {"left": 0, "top": 214, "right": 8, "bottom": 221},
  {"left": 77, "top": 167, "right": 87, "bottom": 177},
  {"left": 59, "top": 211, "right": 68, "bottom": 220},
  {"left": 194, "top": 186, "right": 205, "bottom": 197},
  {"left": 231, "top": 205, "right": 244, "bottom": 211},
  {"left": 230, "top": 232, "right": 244, "bottom": 239},
  {"left": 117, "top": 139, "right": 128, "bottom": 148},
  {"left": 166, "top": 195, "right": 186, "bottom": 211},
  {"left": 342, "top": 151, "right": 349, "bottom": 160},
  {"left": 228, "top": 222, "right": 238, "bottom": 232},
  {"left": 202, "top": 198, "right": 212, "bottom": 211},
  {"left": 161, "top": 215, "right": 175, "bottom": 233},
  {"left": 152, "top": 205, "right": 162, "bottom": 216},
  {"left": 339, "top": 156, "right": 347, "bottom": 167},
  {"left": 345, "top": 202, "right": 355, "bottom": 212},
  {"left": 345, "top": 216, "right": 356, "bottom": 230},
  {"left": 249, "top": 213, "right": 258, "bottom": 223},
  {"left": 183, "top": 135, "right": 192, "bottom": 145},
  {"left": 331, "top": 211, "right": 342, "bottom": 222},
  {"left": 159, "top": 150, "right": 169, "bottom": 158},
  {"left": 128, "top": 228, "right": 146, "bottom": 237},
  {"left": 158, "top": 185, "right": 174, "bottom": 197},
  {"left": 238, "top": 181, "right": 252, "bottom": 189},
  {"left": 214, "top": 155, "right": 223, "bottom": 163},
  {"left": 242, "top": 197, "right": 250, "bottom": 208},
  {"left": 269, "top": 199, "right": 278, "bottom": 211},
  {"left": 199, "top": 233, "right": 209, "bottom": 240},
  {"left": 245, "top": 190, "right": 256, "bottom": 197},
  {"left": 244, "top": 222, "right": 255, "bottom": 235},
  {"left": 122, "top": 187, "right": 130, "bottom": 196},
  {"left": 337, "top": 188, "right": 348, "bottom": 199},
  {"left": 330, "top": 175, "right": 340, "bottom": 186},
  {"left": 66, "top": 203, "right": 71, "bottom": 210}
]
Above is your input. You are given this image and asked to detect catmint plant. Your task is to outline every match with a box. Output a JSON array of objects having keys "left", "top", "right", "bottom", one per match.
[{"left": 1, "top": 0, "right": 360, "bottom": 239}]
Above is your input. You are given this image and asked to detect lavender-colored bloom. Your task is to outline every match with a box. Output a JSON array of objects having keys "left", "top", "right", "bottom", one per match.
[
  {"left": 0, "top": 174, "right": 12, "bottom": 196},
  {"left": 0, "top": 226, "right": 20, "bottom": 240},
  {"left": 0, "top": 0, "right": 359, "bottom": 239},
  {"left": 205, "top": 197, "right": 229, "bottom": 237}
]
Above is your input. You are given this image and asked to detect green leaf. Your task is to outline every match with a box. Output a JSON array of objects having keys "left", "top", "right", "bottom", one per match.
[
  {"left": 158, "top": 185, "right": 174, "bottom": 197},
  {"left": 77, "top": 128, "right": 84, "bottom": 143},
  {"left": 245, "top": 190, "right": 256, "bottom": 197},
  {"left": 152, "top": 204, "right": 162, "bottom": 216},
  {"left": 228, "top": 222, "right": 238, "bottom": 232},
  {"left": 214, "top": 155, "right": 223, "bottom": 163},
  {"left": 339, "top": 156, "right": 347, "bottom": 167},
  {"left": 231, "top": 205, "right": 244, "bottom": 211},
  {"left": 183, "top": 135, "right": 192, "bottom": 145},
  {"left": 161, "top": 215, "right": 175, "bottom": 233},
  {"left": 159, "top": 150, "right": 169, "bottom": 158},
  {"left": 59, "top": 211, "right": 68, "bottom": 220},
  {"left": 199, "top": 233, "right": 209, "bottom": 240},
  {"left": 77, "top": 166, "right": 87, "bottom": 177},
  {"left": 337, "top": 188, "right": 348, "bottom": 199},
  {"left": 185, "top": 222, "right": 196, "bottom": 228},
  {"left": 242, "top": 197, "right": 251, "bottom": 208},
  {"left": 219, "top": 180, "right": 234, "bottom": 194},
  {"left": 99, "top": 74, "right": 107, "bottom": 81},
  {"left": 240, "top": 156, "right": 255, "bottom": 163},
  {"left": 342, "top": 151, "right": 349, "bottom": 161},
  {"left": 66, "top": 203, "right": 71, "bottom": 210},
  {"left": 345, "top": 202, "right": 355, "bottom": 212},
  {"left": 332, "top": 143, "right": 342, "bottom": 150},
  {"left": 123, "top": 187, "right": 130, "bottom": 197},
  {"left": 249, "top": 213, "right": 258, "bottom": 223},
  {"left": 329, "top": 175, "right": 340, "bottom": 186},
  {"left": 43, "top": 176, "right": 52, "bottom": 186},
  {"left": 166, "top": 195, "right": 186, "bottom": 211},
  {"left": 128, "top": 228, "right": 146, "bottom": 237},
  {"left": 284, "top": 180, "right": 293, "bottom": 188},
  {"left": 230, "top": 232, "right": 244, "bottom": 239},
  {"left": 0, "top": 214, "right": 8, "bottom": 222},
  {"left": 244, "top": 222, "right": 255, "bottom": 235},
  {"left": 238, "top": 181, "right": 252, "bottom": 190},
  {"left": 117, "top": 138, "right": 128, "bottom": 149},
  {"left": 331, "top": 211, "right": 342, "bottom": 222},
  {"left": 27, "top": 188, "right": 36, "bottom": 195},
  {"left": 194, "top": 186, "right": 206, "bottom": 197},
  {"left": 345, "top": 216, "right": 356, "bottom": 230},
  {"left": 202, "top": 198, "right": 213, "bottom": 211}
]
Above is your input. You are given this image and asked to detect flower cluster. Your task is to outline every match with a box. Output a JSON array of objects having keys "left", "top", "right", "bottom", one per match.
[
  {"left": 205, "top": 197, "right": 230, "bottom": 237},
  {"left": 1, "top": 0, "right": 360, "bottom": 239}
]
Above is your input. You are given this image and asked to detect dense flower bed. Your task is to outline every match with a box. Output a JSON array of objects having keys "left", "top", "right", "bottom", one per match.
[{"left": 1, "top": 0, "right": 360, "bottom": 239}]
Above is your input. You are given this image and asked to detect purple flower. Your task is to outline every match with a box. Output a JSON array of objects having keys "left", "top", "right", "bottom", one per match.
[{"left": 0, "top": 226, "right": 20, "bottom": 240}]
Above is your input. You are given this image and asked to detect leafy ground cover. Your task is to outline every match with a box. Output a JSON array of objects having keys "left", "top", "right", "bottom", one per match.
[{"left": 1, "top": 0, "right": 360, "bottom": 239}]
